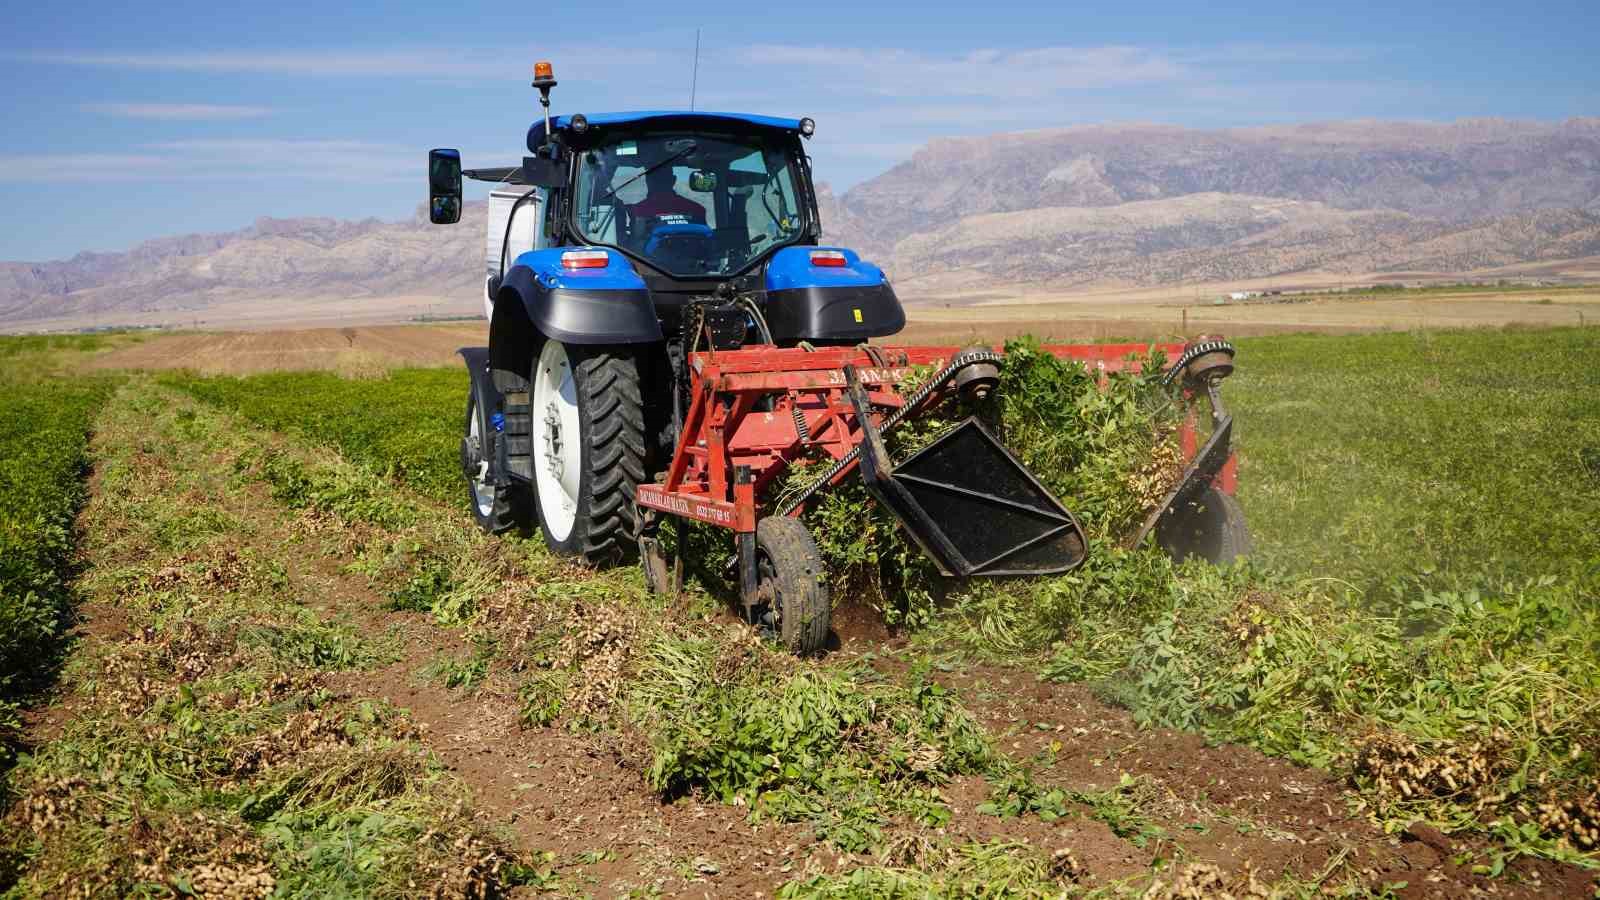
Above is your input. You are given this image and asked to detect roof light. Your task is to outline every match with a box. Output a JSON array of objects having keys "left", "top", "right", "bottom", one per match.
[
  {"left": 561, "top": 250, "right": 609, "bottom": 269},
  {"left": 810, "top": 250, "right": 847, "bottom": 268},
  {"left": 570, "top": 113, "right": 589, "bottom": 133},
  {"left": 533, "top": 61, "right": 556, "bottom": 86},
  {"left": 798, "top": 117, "right": 815, "bottom": 137}
]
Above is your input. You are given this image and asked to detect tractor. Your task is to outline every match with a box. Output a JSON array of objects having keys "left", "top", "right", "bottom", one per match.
[{"left": 427, "top": 61, "right": 1248, "bottom": 654}]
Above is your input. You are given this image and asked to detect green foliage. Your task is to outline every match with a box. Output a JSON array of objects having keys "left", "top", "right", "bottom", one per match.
[
  {"left": 427, "top": 640, "right": 495, "bottom": 691},
  {"left": 0, "top": 370, "right": 116, "bottom": 769},
  {"left": 242, "top": 446, "right": 417, "bottom": 530},
  {"left": 991, "top": 337, "right": 1175, "bottom": 537},
  {"left": 982, "top": 771, "right": 1167, "bottom": 848},
  {"left": 2, "top": 380, "right": 520, "bottom": 897},
  {"left": 163, "top": 367, "right": 467, "bottom": 503},
  {"left": 795, "top": 337, "right": 1179, "bottom": 629},
  {"left": 776, "top": 840, "right": 1078, "bottom": 899},
  {"left": 1228, "top": 327, "right": 1600, "bottom": 589},
  {"left": 238, "top": 613, "right": 380, "bottom": 671},
  {"left": 386, "top": 556, "right": 456, "bottom": 613},
  {"left": 0, "top": 333, "right": 112, "bottom": 359},
  {"left": 627, "top": 639, "right": 997, "bottom": 848}
]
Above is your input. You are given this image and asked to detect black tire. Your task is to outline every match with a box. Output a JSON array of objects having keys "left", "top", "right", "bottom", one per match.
[
  {"left": 461, "top": 387, "right": 532, "bottom": 534},
  {"left": 1157, "top": 487, "right": 1252, "bottom": 564},
  {"left": 747, "top": 517, "right": 830, "bottom": 655},
  {"left": 530, "top": 339, "right": 646, "bottom": 565}
]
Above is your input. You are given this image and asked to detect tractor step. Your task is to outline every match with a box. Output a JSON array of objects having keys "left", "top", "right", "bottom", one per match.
[{"left": 501, "top": 391, "right": 532, "bottom": 481}]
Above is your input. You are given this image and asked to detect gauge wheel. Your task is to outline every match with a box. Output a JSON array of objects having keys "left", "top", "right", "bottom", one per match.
[
  {"left": 530, "top": 338, "right": 645, "bottom": 565},
  {"left": 1157, "top": 487, "right": 1252, "bottom": 564},
  {"left": 460, "top": 386, "right": 532, "bottom": 534},
  {"left": 744, "top": 517, "right": 830, "bottom": 655}
]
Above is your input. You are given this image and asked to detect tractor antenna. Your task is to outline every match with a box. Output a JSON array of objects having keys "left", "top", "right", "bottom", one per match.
[{"left": 689, "top": 29, "right": 701, "bottom": 111}]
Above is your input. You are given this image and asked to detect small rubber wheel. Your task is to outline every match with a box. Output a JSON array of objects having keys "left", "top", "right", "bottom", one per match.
[
  {"left": 460, "top": 386, "right": 532, "bottom": 534},
  {"left": 746, "top": 518, "right": 830, "bottom": 655},
  {"left": 1157, "top": 487, "right": 1252, "bottom": 564}
]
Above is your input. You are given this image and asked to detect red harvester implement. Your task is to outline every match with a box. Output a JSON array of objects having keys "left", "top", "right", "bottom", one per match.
[{"left": 633, "top": 339, "right": 1240, "bottom": 651}]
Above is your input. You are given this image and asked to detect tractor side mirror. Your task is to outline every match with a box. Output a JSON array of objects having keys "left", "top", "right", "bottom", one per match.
[
  {"left": 428, "top": 149, "right": 462, "bottom": 225},
  {"left": 688, "top": 170, "right": 717, "bottom": 193}
]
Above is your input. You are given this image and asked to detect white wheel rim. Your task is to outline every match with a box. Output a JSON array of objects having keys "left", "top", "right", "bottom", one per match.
[
  {"left": 467, "top": 405, "right": 495, "bottom": 517},
  {"left": 533, "top": 340, "right": 581, "bottom": 541}
]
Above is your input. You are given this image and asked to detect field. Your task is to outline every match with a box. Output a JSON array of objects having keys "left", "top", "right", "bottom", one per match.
[
  {"left": 1, "top": 323, "right": 1597, "bottom": 898},
  {"left": 896, "top": 284, "right": 1600, "bottom": 345}
]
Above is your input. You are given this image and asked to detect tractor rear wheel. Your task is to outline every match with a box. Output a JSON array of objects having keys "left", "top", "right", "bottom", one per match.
[
  {"left": 461, "top": 386, "right": 532, "bottom": 534},
  {"left": 747, "top": 518, "right": 830, "bottom": 655},
  {"left": 1157, "top": 487, "right": 1251, "bottom": 564},
  {"left": 530, "top": 338, "right": 645, "bottom": 565}
]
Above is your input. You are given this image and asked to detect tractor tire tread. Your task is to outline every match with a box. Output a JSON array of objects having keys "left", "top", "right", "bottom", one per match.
[{"left": 570, "top": 347, "right": 646, "bottom": 565}]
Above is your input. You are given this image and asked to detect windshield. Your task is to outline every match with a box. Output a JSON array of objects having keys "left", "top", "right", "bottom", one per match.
[{"left": 573, "top": 130, "right": 808, "bottom": 277}]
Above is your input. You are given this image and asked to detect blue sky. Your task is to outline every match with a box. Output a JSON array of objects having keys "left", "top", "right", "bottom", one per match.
[{"left": 1, "top": 0, "right": 1595, "bottom": 261}]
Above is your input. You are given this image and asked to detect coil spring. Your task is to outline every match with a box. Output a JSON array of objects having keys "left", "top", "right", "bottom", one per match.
[{"left": 791, "top": 403, "right": 810, "bottom": 443}]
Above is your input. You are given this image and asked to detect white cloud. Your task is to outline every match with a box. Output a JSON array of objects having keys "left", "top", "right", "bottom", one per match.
[
  {"left": 14, "top": 47, "right": 670, "bottom": 79},
  {"left": 0, "top": 139, "right": 416, "bottom": 183},
  {"left": 80, "top": 103, "right": 275, "bottom": 120},
  {"left": 732, "top": 44, "right": 1188, "bottom": 98},
  {"left": 0, "top": 153, "right": 179, "bottom": 181}
]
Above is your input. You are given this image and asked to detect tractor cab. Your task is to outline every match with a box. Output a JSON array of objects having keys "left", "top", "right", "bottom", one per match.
[
  {"left": 432, "top": 103, "right": 902, "bottom": 346},
  {"left": 559, "top": 115, "right": 813, "bottom": 279}
]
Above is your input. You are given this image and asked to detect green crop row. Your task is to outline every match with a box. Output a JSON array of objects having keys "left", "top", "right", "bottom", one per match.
[
  {"left": 160, "top": 367, "right": 467, "bottom": 504},
  {"left": 1227, "top": 326, "right": 1600, "bottom": 590},
  {"left": 0, "top": 353, "right": 117, "bottom": 766}
]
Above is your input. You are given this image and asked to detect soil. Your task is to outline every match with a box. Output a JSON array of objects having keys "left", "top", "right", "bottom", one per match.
[
  {"left": 894, "top": 286, "right": 1600, "bottom": 345},
  {"left": 86, "top": 323, "right": 485, "bottom": 376},
  {"left": 928, "top": 667, "right": 1596, "bottom": 898}
]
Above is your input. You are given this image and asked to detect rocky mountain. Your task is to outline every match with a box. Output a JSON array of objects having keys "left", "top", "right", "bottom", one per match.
[
  {"left": 0, "top": 208, "right": 483, "bottom": 326},
  {"left": 4, "top": 118, "right": 1599, "bottom": 327},
  {"left": 843, "top": 118, "right": 1600, "bottom": 248}
]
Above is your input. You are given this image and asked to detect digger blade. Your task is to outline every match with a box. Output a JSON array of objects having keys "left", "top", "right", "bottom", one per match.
[
  {"left": 868, "top": 418, "right": 1091, "bottom": 577},
  {"left": 1130, "top": 415, "right": 1234, "bottom": 551}
]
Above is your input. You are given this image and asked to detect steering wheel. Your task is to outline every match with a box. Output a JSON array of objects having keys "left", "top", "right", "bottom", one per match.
[{"left": 643, "top": 222, "right": 716, "bottom": 270}]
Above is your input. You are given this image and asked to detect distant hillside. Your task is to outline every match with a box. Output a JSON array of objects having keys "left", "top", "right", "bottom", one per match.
[
  {"left": 0, "top": 208, "right": 482, "bottom": 325},
  {"left": 4, "top": 118, "right": 1599, "bottom": 327},
  {"left": 841, "top": 118, "right": 1600, "bottom": 247}
]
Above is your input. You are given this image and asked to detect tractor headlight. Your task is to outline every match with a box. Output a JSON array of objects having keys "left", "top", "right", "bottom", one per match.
[
  {"left": 799, "top": 117, "right": 815, "bottom": 137},
  {"left": 570, "top": 113, "right": 589, "bottom": 134}
]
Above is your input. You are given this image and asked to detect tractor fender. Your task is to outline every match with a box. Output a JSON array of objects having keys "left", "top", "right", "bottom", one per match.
[
  {"left": 457, "top": 346, "right": 500, "bottom": 453},
  {"left": 763, "top": 246, "right": 905, "bottom": 342},
  {"left": 498, "top": 249, "right": 663, "bottom": 345}
]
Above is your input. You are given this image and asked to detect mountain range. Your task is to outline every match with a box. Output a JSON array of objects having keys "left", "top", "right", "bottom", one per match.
[{"left": 5, "top": 118, "right": 1599, "bottom": 328}]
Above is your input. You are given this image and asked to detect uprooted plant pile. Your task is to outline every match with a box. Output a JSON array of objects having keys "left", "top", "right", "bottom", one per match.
[{"left": 781, "top": 336, "right": 1187, "bottom": 629}]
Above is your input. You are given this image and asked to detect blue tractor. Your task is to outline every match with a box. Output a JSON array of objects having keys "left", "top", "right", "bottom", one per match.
[
  {"left": 429, "top": 63, "right": 906, "bottom": 560},
  {"left": 428, "top": 62, "right": 1246, "bottom": 653}
]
